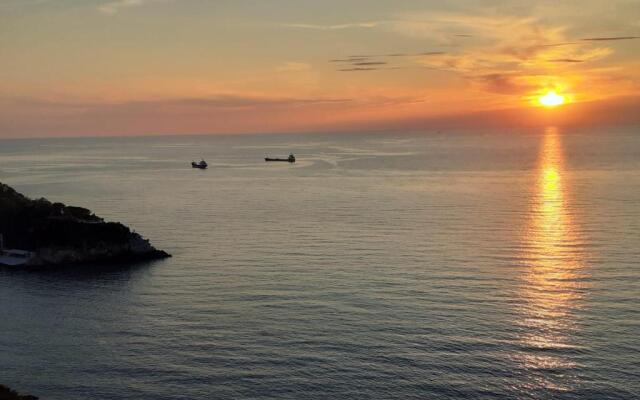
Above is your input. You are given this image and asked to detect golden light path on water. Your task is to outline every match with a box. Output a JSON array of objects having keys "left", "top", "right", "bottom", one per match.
[{"left": 518, "top": 127, "right": 588, "bottom": 391}]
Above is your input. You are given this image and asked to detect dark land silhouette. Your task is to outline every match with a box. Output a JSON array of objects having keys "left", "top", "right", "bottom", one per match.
[
  {"left": 0, "top": 182, "right": 169, "bottom": 267},
  {"left": 0, "top": 385, "right": 37, "bottom": 400}
]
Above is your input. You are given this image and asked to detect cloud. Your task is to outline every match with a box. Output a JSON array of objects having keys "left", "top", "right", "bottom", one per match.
[
  {"left": 2, "top": 95, "right": 354, "bottom": 117},
  {"left": 581, "top": 36, "right": 640, "bottom": 41},
  {"left": 539, "top": 42, "right": 579, "bottom": 47},
  {"left": 276, "top": 62, "right": 312, "bottom": 72},
  {"left": 330, "top": 57, "right": 371, "bottom": 62},
  {"left": 284, "top": 22, "right": 382, "bottom": 30},
  {"left": 98, "top": 0, "right": 173, "bottom": 15},
  {"left": 0, "top": 95, "right": 353, "bottom": 137},
  {"left": 387, "top": 13, "right": 542, "bottom": 44},
  {"left": 353, "top": 52, "right": 446, "bottom": 58},
  {"left": 352, "top": 61, "right": 387, "bottom": 66},
  {"left": 548, "top": 58, "right": 584, "bottom": 63},
  {"left": 0, "top": 93, "right": 433, "bottom": 137},
  {"left": 139, "top": 95, "right": 353, "bottom": 108},
  {"left": 338, "top": 68, "right": 380, "bottom": 72},
  {"left": 315, "top": 12, "right": 632, "bottom": 77},
  {"left": 329, "top": 52, "right": 446, "bottom": 72},
  {"left": 389, "top": 14, "right": 616, "bottom": 71},
  {"left": 0, "top": 0, "right": 50, "bottom": 11},
  {"left": 471, "top": 73, "right": 538, "bottom": 95}
]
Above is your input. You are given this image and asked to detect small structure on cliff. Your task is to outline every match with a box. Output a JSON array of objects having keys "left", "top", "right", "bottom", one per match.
[{"left": 0, "top": 183, "right": 170, "bottom": 267}]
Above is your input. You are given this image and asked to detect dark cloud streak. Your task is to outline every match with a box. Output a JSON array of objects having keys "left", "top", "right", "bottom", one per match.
[
  {"left": 581, "top": 36, "right": 639, "bottom": 41},
  {"left": 352, "top": 61, "right": 387, "bottom": 66},
  {"left": 338, "top": 67, "right": 380, "bottom": 72},
  {"left": 418, "top": 51, "right": 446, "bottom": 56},
  {"left": 344, "top": 51, "right": 446, "bottom": 59},
  {"left": 548, "top": 58, "right": 584, "bottom": 63},
  {"left": 330, "top": 57, "right": 370, "bottom": 62},
  {"left": 330, "top": 51, "right": 446, "bottom": 71}
]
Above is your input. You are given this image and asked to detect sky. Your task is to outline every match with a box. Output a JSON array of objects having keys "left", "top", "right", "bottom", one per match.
[{"left": 1, "top": 0, "right": 639, "bottom": 137}]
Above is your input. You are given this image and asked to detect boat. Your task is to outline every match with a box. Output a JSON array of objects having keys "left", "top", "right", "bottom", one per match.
[
  {"left": 265, "top": 153, "right": 295, "bottom": 163},
  {"left": 191, "top": 159, "right": 208, "bottom": 169},
  {"left": 0, "top": 235, "right": 35, "bottom": 267},
  {"left": 0, "top": 249, "right": 35, "bottom": 267}
]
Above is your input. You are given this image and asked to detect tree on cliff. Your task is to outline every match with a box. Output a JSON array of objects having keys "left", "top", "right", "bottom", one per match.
[
  {"left": 0, "top": 182, "right": 169, "bottom": 265},
  {"left": 0, "top": 385, "right": 38, "bottom": 400},
  {"left": 0, "top": 183, "right": 133, "bottom": 251}
]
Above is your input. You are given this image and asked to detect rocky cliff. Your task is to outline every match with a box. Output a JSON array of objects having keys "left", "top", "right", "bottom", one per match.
[
  {"left": 0, "top": 182, "right": 170, "bottom": 266},
  {"left": 0, "top": 385, "right": 38, "bottom": 400}
]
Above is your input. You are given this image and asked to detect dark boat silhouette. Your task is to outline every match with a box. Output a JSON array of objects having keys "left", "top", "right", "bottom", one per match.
[
  {"left": 265, "top": 153, "right": 295, "bottom": 163},
  {"left": 191, "top": 159, "right": 208, "bottom": 169}
]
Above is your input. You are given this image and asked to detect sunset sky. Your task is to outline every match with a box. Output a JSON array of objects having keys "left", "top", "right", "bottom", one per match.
[{"left": 1, "top": 0, "right": 639, "bottom": 137}]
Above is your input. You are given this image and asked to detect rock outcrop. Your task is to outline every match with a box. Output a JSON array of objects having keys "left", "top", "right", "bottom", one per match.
[
  {"left": 0, "top": 385, "right": 38, "bottom": 400},
  {"left": 0, "top": 182, "right": 170, "bottom": 267}
]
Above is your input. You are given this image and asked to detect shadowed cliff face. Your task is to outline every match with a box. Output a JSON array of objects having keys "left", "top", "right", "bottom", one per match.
[
  {"left": 0, "top": 385, "right": 38, "bottom": 400},
  {"left": 0, "top": 182, "right": 169, "bottom": 266}
]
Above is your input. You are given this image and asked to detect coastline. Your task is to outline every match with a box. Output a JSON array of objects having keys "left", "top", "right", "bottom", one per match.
[{"left": 0, "top": 182, "right": 170, "bottom": 268}]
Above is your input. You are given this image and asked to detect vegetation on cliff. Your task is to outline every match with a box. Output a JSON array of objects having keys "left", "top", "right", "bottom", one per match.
[
  {"left": 0, "top": 182, "right": 169, "bottom": 266},
  {"left": 0, "top": 385, "right": 38, "bottom": 400}
]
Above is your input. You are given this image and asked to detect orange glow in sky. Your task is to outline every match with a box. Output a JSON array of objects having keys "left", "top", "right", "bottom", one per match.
[{"left": 0, "top": 1, "right": 639, "bottom": 137}]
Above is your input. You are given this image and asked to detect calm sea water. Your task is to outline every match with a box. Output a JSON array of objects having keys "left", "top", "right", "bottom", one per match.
[{"left": 0, "top": 128, "right": 639, "bottom": 399}]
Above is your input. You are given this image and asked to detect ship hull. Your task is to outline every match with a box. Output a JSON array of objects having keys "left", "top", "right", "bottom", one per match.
[{"left": 265, "top": 158, "right": 294, "bottom": 163}]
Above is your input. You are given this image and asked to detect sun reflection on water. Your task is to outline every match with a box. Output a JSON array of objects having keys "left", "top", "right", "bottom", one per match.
[{"left": 517, "top": 127, "right": 588, "bottom": 390}]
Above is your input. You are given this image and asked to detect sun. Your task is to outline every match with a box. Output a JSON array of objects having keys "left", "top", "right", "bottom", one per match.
[{"left": 538, "top": 91, "right": 565, "bottom": 108}]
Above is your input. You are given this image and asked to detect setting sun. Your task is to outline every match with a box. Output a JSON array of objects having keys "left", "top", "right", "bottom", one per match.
[{"left": 539, "top": 91, "right": 566, "bottom": 108}]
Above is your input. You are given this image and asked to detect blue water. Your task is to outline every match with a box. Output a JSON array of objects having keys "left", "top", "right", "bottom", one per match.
[{"left": 0, "top": 128, "right": 639, "bottom": 399}]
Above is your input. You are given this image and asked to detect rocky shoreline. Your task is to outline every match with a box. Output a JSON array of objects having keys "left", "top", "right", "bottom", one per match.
[{"left": 0, "top": 182, "right": 170, "bottom": 267}]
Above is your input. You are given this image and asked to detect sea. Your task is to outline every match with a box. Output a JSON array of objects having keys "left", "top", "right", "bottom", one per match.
[{"left": 0, "top": 127, "right": 638, "bottom": 399}]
